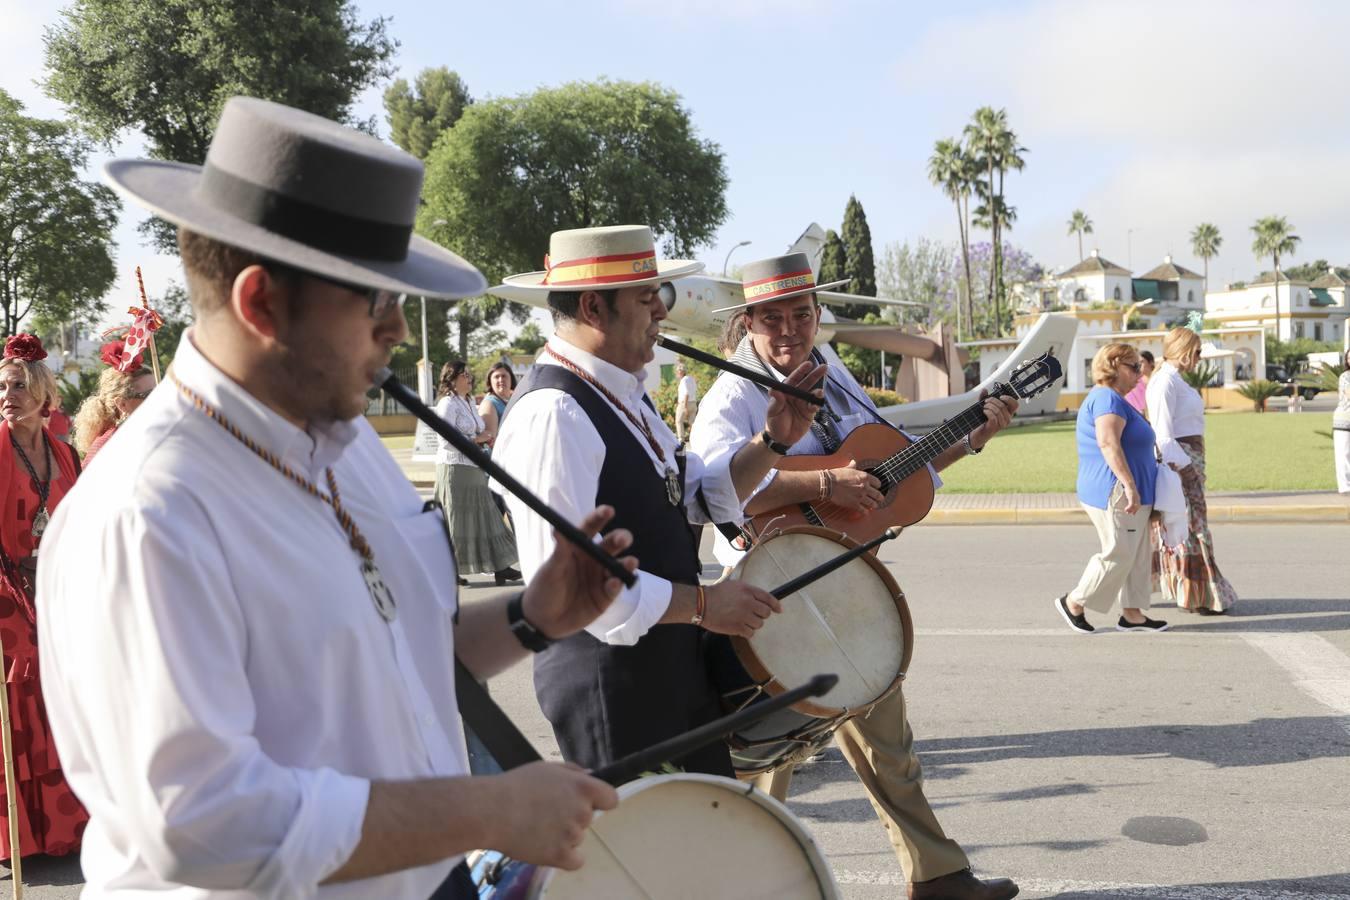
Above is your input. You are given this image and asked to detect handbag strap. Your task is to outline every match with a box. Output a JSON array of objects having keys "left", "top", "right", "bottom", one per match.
[{"left": 453, "top": 657, "right": 541, "bottom": 770}]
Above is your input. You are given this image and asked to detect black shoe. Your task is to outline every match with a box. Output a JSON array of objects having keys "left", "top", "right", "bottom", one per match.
[
  {"left": 1117, "top": 616, "right": 1170, "bottom": 632},
  {"left": 457, "top": 577, "right": 469, "bottom": 587},
  {"left": 494, "top": 567, "right": 522, "bottom": 586},
  {"left": 1055, "top": 595, "right": 1094, "bottom": 634},
  {"left": 1195, "top": 607, "right": 1227, "bottom": 616}
]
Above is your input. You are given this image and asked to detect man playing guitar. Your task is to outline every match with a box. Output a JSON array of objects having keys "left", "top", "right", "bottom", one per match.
[{"left": 690, "top": 253, "right": 1019, "bottom": 900}]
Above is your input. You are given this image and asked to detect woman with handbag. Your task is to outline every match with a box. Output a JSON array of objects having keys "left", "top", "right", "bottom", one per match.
[{"left": 0, "top": 334, "right": 88, "bottom": 861}]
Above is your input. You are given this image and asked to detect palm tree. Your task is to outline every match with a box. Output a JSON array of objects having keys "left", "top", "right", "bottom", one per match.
[
  {"left": 927, "top": 138, "right": 977, "bottom": 339},
  {"left": 964, "top": 107, "right": 1026, "bottom": 337},
  {"left": 1250, "top": 216, "right": 1301, "bottom": 338},
  {"left": 1190, "top": 223, "right": 1222, "bottom": 291},
  {"left": 1067, "top": 210, "right": 1093, "bottom": 261}
]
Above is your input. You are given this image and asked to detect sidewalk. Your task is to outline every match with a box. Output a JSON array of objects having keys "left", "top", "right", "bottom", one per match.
[{"left": 391, "top": 449, "right": 1350, "bottom": 524}]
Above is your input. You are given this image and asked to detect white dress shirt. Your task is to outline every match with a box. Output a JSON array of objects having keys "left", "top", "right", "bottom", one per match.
[
  {"left": 491, "top": 335, "right": 742, "bottom": 646},
  {"left": 1146, "top": 361, "right": 1205, "bottom": 469},
  {"left": 434, "top": 393, "right": 485, "bottom": 467},
  {"left": 677, "top": 374, "right": 698, "bottom": 406},
  {"left": 37, "top": 332, "right": 469, "bottom": 899}
]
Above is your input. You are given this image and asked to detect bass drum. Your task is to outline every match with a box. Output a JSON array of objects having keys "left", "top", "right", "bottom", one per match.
[
  {"left": 470, "top": 773, "right": 839, "bottom": 899},
  {"left": 709, "top": 525, "right": 912, "bottom": 777}
]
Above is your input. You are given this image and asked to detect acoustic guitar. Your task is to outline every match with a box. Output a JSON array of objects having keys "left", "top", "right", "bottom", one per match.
[{"left": 744, "top": 353, "right": 1064, "bottom": 545}]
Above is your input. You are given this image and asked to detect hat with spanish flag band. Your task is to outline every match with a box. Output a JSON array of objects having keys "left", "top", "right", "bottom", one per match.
[
  {"left": 501, "top": 225, "right": 703, "bottom": 291},
  {"left": 711, "top": 252, "right": 848, "bottom": 313}
]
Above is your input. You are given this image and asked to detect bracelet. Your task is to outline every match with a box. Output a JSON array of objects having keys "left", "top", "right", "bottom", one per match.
[
  {"left": 817, "top": 470, "right": 830, "bottom": 502},
  {"left": 691, "top": 585, "right": 707, "bottom": 627},
  {"left": 507, "top": 592, "right": 553, "bottom": 653},
  {"left": 760, "top": 430, "right": 791, "bottom": 455},
  {"left": 963, "top": 433, "right": 983, "bottom": 455},
  {"left": 824, "top": 469, "right": 834, "bottom": 499}
]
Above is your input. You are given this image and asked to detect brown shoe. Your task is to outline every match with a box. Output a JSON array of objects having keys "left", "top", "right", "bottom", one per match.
[{"left": 908, "top": 868, "right": 1019, "bottom": 900}]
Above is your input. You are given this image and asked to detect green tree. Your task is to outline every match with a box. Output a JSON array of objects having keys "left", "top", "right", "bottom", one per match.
[
  {"left": 876, "top": 238, "right": 958, "bottom": 327},
  {"left": 509, "top": 321, "right": 546, "bottom": 355},
  {"left": 383, "top": 67, "right": 472, "bottom": 160},
  {"left": 44, "top": 0, "right": 396, "bottom": 253},
  {"left": 1066, "top": 209, "right": 1093, "bottom": 261},
  {"left": 839, "top": 195, "right": 876, "bottom": 318},
  {"left": 927, "top": 138, "right": 977, "bottom": 338},
  {"left": 1281, "top": 259, "right": 1336, "bottom": 283},
  {"left": 1250, "top": 215, "right": 1301, "bottom": 338},
  {"left": 964, "top": 106, "right": 1026, "bottom": 337},
  {"left": 420, "top": 79, "right": 728, "bottom": 358},
  {"left": 1236, "top": 379, "right": 1282, "bottom": 412},
  {"left": 1190, "top": 222, "right": 1222, "bottom": 290},
  {"left": 818, "top": 229, "right": 847, "bottom": 286},
  {"left": 0, "top": 89, "right": 120, "bottom": 334}
]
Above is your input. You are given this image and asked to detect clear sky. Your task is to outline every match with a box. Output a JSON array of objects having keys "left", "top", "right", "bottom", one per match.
[{"left": 4, "top": 0, "right": 1350, "bottom": 328}]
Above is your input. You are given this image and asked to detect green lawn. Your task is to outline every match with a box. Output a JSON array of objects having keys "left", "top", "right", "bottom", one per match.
[{"left": 937, "top": 412, "right": 1340, "bottom": 493}]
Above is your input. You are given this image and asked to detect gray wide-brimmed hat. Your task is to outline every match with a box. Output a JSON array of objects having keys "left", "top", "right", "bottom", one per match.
[
  {"left": 712, "top": 252, "right": 848, "bottom": 313},
  {"left": 500, "top": 225, "right": 703, "bottom": 292},
  {"left": 103, "top": 96, "right": 486, "bottom": 299}
]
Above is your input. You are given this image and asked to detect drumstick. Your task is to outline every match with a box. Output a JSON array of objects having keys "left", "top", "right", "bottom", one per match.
[
  {"left": 589, "top": 673, "right": 839, "bottom": 786},
  {"left": 655, "top": 335, "right": 825, "bottom": 407},
  {"left": 0, "top": 632, "right": 23, "bottom": 898},
  {"left": 376, "top": 368, "right": 637, "bottom": 589},
  {"left": 768, "top": 526, "right": 903, "bottom": 600}
]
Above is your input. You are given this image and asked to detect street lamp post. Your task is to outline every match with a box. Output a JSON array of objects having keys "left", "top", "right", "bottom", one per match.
[{"left": 723, "top": 240, "right": 751, "bottom": 276}]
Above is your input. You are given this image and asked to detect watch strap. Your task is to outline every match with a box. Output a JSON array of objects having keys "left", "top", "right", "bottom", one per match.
[
  {"left": 507, "top": 592, "right": 553, "bottom": 652},
  {"left": 760, "top": 430, "right": 791, "bottom": 455}
]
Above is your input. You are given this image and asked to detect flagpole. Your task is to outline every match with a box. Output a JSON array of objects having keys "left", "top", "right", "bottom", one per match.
[{"left": 135, "top": 267, "right": 162, "bottom": 383}]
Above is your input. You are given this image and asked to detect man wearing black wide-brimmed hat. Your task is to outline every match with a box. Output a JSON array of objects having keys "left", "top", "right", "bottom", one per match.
[{"left": 36, "top": 97, "right": 635, "bottom": 899}]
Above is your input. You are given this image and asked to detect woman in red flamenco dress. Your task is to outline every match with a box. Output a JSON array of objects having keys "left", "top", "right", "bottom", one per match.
[{"left": 0, "top": 334, "right": 88, "bottom": 861}]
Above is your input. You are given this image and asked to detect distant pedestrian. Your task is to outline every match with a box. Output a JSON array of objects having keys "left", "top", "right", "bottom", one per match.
[
  {"left": 674, "top": 361, "right": 698, "bottom": 442},
  {"left": 1334, "top": 348, "right": 1350, "bottom": 494},
  {"left": 1124, "top": 349, "right": 1154, "bottom": 415},
  {"left": 477, "top": 361, "right": 516, "bottom": 454},
  {"left": 1147, "top": 326, "right": 1238, "bottom": 615},
  {"left": 433, "top": 360, "right": 520, "bottom": 586},
  {"left": 1056, "top": 343, "right": 1169, "bottom": 634}
]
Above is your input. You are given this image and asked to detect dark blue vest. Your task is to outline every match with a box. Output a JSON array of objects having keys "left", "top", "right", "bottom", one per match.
[{"left": 506, "top": 364, "right": 731, "bottom": 778}]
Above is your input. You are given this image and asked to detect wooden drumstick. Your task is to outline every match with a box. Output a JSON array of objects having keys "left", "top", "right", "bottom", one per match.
[
  {"left": 655, "top": 335, "right": 826, "bottom": 407},
  {"left": 768, "top": 526, "right": 903, "bottom": 600},
  {"left": 0, "top": 636, "right": 23, "bottom": 899}
]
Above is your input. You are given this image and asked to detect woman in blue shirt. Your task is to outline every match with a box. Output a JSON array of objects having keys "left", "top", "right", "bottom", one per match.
[{"left": 1055, "top": 343, "right": 1169, "bottom": 634}]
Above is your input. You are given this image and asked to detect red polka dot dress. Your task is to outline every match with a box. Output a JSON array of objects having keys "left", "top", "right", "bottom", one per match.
[{"left": 0, "top": 425, "right": 88, "bottom": 860}]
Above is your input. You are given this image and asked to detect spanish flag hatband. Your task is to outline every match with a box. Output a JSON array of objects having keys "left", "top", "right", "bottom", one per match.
[
  {"left": 711, "top": 252, "right": 849, "bottom": 313},
  {"left": 500, "top": 225, "right": 703, "bottom": 292}
]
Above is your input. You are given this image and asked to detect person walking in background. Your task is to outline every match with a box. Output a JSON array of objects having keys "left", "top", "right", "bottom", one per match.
[
  {"left": 73, "top": 339, "right": 157, "bottom": 465},
  {"left": 1335, "top": 348, "right": 1350, "bottom": 494},
  {"left": 674, "top": 361, "right": 698, "bottom": 442},
  {"left": 433, "top": 360, "right": 520, "bottom": 587},
  {"left": 1056, "top": 343, "right": 1169, "bottom": 634},
  {"left": 1147, "top": 326, "right": 1238, "bottom": 615},
  {"left": 1124, "top": 350, "right": 1153, "bottom": 415},
  {"left": 477, "top": 361, "right": 516, "bottom": 453},
  {"left": 0, "top": 334, "right": 88, "bottom": 861}
]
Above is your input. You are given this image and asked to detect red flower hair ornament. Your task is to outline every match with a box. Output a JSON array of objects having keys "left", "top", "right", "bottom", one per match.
[
  {"left": 100, "top": 339, "right": 144, "bottom": 372},
  {"left": 3, "top": 333, "right": 48, "bottom": 362}
]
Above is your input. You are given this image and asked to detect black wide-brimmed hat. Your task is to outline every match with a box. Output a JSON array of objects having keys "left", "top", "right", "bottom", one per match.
[{"left": 103, "top": 96, "right": 486, "bottom": 299}]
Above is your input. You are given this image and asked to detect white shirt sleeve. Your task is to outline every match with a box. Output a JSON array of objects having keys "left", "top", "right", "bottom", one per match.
[
  {"left": 494, "top": 389, "right": 673, "bottom": 645},
  {"left": 41, "top": 501, "right": 369, "bottom": 897},
  {"left": 1148, "top": 371, "right": 1194, "bottom": 469},
  {"left": 689, "top": 377, "right": 776, "bottom": 518}
]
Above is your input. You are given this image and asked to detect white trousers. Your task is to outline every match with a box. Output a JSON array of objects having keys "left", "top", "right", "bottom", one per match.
[
  {"left": 1335, "top": 429, "right": 1350, "bottom": 494},
  {"left": 1069, "top": 489, "right": 1154, "bottom": 615}
]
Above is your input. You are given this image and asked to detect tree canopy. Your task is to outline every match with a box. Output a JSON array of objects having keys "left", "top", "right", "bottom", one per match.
[
  {"left": 0, "top": 89, "right": 120, "bottom": 334},
  {"left": 840, "top": 194, "right": 876, "bottom": 316},
  {"left": 818, "top": 229, "right": 847, "bottom": 286},
  {"left": 43, "top": 0, "right": 397, "bottom": 251},
  {"left": 384, "top": 67, "right": 472, "bottom": 160}
]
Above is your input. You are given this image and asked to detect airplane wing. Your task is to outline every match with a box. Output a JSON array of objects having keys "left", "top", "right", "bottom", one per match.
[{"left": 816, "top": 289, "right": 926, "bottom": 309}]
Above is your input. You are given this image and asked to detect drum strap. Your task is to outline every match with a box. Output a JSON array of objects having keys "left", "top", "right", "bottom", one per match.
[
  {"left": 694, "top": 486, "right": 746, "bottom": 546},
  {"left": 454, "top": 657, "right": 541, "bottom": 769}
]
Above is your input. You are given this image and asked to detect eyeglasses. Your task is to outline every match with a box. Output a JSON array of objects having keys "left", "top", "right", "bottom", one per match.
[
  {"left": 1121, "top": 361, "right": 1143, "bottom": 374},
  {"left": 127, "top": 388, "right": 154, "bottom": 400},
  {"left": 270, "top": 264, "right": 406, "bottom": 319}
]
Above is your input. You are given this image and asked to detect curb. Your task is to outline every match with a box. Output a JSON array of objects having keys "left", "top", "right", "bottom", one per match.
[{"left": 927, "top": 506, "right": 1350, "bottom": 525}]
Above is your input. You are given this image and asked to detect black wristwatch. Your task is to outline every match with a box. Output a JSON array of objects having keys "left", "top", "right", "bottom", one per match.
[
  {"left": 507, "top": 592, "right": 553, "bottom": 652},
  {"left": 761, "top": 429, "right": 792, "bottom": 455}
]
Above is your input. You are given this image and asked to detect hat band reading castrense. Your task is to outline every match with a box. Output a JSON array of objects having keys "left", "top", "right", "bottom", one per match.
[
  {"left": 543, "top": 249, "right": 658, "bottom": 286},
  {"left": 742, "top": 269, "right": 816, "bottom": 302},
  {"left": 199, "top": 164, "right": 413, "bottom": 263}
]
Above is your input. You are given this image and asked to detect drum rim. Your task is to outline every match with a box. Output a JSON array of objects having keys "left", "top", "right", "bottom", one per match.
[
  {"left": 730, "top": 525, "right": 913, "bottom": 719},
  {"left": 533, "top": 772, "right": 841, "bottom": 898}
]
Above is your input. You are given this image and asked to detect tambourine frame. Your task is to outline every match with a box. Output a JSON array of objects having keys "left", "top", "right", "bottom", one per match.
[{"left": 728, "top": 524, "right": 913, "bottom": 720}]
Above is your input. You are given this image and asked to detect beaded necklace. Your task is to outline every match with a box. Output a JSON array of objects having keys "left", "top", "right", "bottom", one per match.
[{"left": 170, "top": 373, "right": 397, "bottom": 622}]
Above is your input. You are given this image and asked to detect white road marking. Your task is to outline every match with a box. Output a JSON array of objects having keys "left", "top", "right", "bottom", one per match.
[
  {"left": 1242, "top": 633, "right": 1350, "bottom": 737},
  {"left": 833, "top": 870, "right": 1347, "bottom": 897}
]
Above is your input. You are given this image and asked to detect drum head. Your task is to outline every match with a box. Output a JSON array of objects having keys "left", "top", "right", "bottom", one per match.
[
  {"left": 733, "top": 528, "right": 907, "bottom": 717},
  {"left": 539, "top": 774, "right": 838, "bottom": 899}
]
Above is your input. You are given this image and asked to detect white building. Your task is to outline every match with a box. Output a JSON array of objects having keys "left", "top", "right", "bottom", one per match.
[
  {"left": 1205, "top": 269, "right": 1349, "bottom": 343},
  {"left": 1130, "top": 256, "right": 1206, "bottom": 328}
]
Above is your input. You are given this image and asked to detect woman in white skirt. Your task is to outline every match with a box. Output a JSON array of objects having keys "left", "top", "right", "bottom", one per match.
[
  {"left": 1335, "top": 348, "right": 1350, "bottom": 494},
  {"left": 433, "top": 360, "right": 520, "bottom": 586}
]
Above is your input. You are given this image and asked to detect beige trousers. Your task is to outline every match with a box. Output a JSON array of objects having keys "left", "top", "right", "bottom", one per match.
[
  {"left": 752, "top": 684, "right": 969, "bottom": 883},
  {"left": 674, "top": 400, "right": 693, "bottom": 442},
  {"left": 1068, "top": 489, "right": 1154, "bottom": 614}
]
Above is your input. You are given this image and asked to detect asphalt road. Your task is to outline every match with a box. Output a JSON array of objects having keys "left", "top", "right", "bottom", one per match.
[{"left": 8, "top": 522, "right": 1349, "bottom": 898}]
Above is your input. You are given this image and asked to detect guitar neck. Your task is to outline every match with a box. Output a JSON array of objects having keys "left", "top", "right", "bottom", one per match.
[{"left": 876, "top": 385, "right": 1012, "bottom": 482}]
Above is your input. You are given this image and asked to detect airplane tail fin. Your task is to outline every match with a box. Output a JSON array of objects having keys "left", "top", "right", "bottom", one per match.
[{"left": 786, "top": 223, "right": 828, "bottom": 276}]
